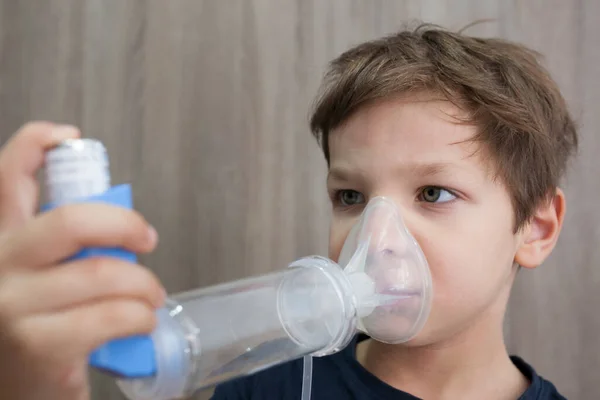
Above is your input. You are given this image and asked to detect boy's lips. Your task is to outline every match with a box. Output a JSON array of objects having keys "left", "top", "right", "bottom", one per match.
[
  {"left": 374, "top": 275, "right": 422, "bottom": 296},
  {"left": 376, "top": 288, "right": 421, "bottom": 309},
  {"left": 380, "top": 288, "right": 421, "bottom": 296}
]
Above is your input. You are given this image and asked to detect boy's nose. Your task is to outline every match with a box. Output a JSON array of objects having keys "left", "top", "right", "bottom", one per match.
[{"left": 361, "top": 197, "right": 410, "bottom": 260}]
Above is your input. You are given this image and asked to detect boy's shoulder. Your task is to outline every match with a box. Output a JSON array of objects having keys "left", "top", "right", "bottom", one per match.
[
  {"left": 211, "top": 335, "right": 567, "bottom": 400},
  {"left": 510, "top": 355, "right": 568, "bottom": 400}
]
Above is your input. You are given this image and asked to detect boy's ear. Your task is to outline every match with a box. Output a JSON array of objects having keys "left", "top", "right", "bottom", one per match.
[{"left": 515, "top": 188, "right": 566, "bottom": 269}]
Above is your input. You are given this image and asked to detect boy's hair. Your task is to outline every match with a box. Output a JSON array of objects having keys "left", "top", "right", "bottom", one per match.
[{"left": 309, "top": 23, "right": 578, "bottom": 231}]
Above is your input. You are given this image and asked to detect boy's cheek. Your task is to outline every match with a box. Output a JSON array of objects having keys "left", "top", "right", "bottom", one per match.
[
  {"left": 328, "top": 216, "right": 360, "bottom": 262},
  {"left": 423, "top": 229, "right": 514, "bottom": 313},
  {"left": 328, "top": 224, "right": 349, "bottom": 262},
  {"left": 416, "top": 227, "right": 491, "bottom": 289},
  {"left": 423, "top": 252, "right": 497, "bottom": 333}
]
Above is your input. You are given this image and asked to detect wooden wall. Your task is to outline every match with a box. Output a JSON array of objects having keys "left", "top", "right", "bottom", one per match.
[{"left": 0, "top": 1, "right": 596, "bottom": 399}]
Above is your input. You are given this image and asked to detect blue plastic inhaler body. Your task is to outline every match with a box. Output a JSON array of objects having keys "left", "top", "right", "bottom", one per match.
[
  {"left": 41, "top": 184, "right": 157, "bottom": 378},
  {"left": 41, "top": 140, "right": 157, "bottom": 379}
]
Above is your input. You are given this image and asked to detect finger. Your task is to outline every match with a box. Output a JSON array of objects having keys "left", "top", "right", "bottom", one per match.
[
  {"left": 13, "top": 299, "right": 157, "bottom": 361},
  {"left": 0, "top": 258, "right": 166, "bottom": 318},
  {"left": 0, "top": 202, "right": 158, "bottom": 268},
  {"left": 0, "top": 122, "right": 80, "bottom": 230}
]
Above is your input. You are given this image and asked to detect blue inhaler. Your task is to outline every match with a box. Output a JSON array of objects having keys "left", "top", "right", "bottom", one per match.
[
  {"left": 41, "top": 139, "right": 157, "bottom": 378},
  {"left": 43, "top": 139, "right": 434, "bottom": 400}
]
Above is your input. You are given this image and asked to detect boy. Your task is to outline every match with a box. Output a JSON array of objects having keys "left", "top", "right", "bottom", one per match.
[
  {"left": 0, "top": 24, "right": 576, "bottom": 400},
  {"left": 211, "top": 24, "right": 577, "bottom": 399}
]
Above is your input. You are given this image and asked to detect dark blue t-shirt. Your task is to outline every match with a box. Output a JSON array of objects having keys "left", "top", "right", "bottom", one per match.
[{"left": 211, "top": 335, "right": 566, "bottom": 400}]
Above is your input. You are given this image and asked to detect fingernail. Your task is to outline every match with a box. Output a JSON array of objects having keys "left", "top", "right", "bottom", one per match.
[
  {"left": 153, "top": 285, "right": 167, "bottom": 307},
  {"left": 147, "top": 225, "right": 158, "bottom": 246},
  {"left": 51, "top": 125, "right": 80, "bottom": 142},
  {"left": 160, "top": 287, "right": 168, "bottom": 304}
]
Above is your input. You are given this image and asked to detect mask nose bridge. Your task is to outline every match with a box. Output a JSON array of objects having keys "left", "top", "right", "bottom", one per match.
[
  {"left": 337, "top": 196, "right": 415, "bottom": 270},
  {"left": 361, "top": 196, "right": 410, "bottom": 260}
]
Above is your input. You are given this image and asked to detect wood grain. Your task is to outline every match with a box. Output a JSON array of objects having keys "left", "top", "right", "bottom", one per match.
[{"left": 0, "top": 1, "right": 596, "bottom": 399}]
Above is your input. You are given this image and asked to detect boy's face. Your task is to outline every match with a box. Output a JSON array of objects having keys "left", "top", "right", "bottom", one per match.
[{"left": 326, "top": 94, "right": 522, "bottom": 345}]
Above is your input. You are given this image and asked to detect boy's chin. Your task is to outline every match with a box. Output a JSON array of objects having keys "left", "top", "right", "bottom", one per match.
[
  {"left": 360, "top": 313, "right": 445, "bottom": 348},
  {"left": 361, "top": 307, "right": 428, "bottom": 345}
]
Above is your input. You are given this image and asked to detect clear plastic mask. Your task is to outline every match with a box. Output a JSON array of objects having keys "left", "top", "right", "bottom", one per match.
[{"left": 338, "top": 196, "right": 433, "bottom": 344}]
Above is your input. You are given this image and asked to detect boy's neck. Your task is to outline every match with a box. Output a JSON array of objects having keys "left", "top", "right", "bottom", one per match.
[{"left": 357, "top": 299, "right": 529, "bottom": 400}]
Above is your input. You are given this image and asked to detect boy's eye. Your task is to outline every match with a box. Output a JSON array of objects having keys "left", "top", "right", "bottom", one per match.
[
  {"left": 419, "top": 186, "right": 456, "bottom": 203},
  {"left": 337, "top": 190, "right": 366, "bottom": 206}
]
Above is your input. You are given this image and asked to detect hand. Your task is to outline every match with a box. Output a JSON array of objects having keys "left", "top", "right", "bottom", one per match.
[{"left": 0, "top": 122, "right": 166, "bottom": 400}]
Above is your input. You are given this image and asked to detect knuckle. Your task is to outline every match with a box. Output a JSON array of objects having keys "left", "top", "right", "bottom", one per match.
[
  {"left": 21, "top": 120, "right": 50, "bottom": 130},
  {"left": 51, "top": 205, "right": 84, "bottom": 238},
  {"left": 0, "top": 121, "right": 54, "bottom": 171},
  {"left": 84, "top": 257, "right": 116, "bottom": 285},
  {"left": 15, "top": 121, "right": 56, "bottom": 144},
  {"left": 108, "top": 302, "right": 138, "bottom": 324},
  {"left": 52, "top": 204, "right": 148, "bottom": 242},
  {"left": 20, "top": 121, "right": 49, "bottom": 134},
  {"left": 81, "top": 259, "right": 159, "bottom": 302},
  {"left": 100, "top": 302, "right": 156, "bottom": 333}
]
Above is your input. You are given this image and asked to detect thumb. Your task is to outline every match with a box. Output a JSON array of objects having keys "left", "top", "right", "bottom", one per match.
[{"left": 0, "top": 122, "right": 80, "bottom": 231}]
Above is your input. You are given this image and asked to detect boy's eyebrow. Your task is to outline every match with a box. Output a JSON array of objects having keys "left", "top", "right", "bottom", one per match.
[
  {"left": 327, "top": 162, "right": 464, "bottom": 183},
  {"left": 327, "top": 167, "right": 352, "bottom": 183},
  {"left": 410, "top": 162, "right": 457, "bottom": 177}
]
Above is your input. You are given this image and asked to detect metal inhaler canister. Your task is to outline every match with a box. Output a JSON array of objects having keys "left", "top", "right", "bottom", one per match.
[{"left": 41, "top": 138, "right": 157, "bottom": 378}]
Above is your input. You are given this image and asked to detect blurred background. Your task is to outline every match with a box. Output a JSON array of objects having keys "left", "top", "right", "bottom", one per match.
[{"left": 0, "top": 1, "right": 597, "bottom": 399}]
